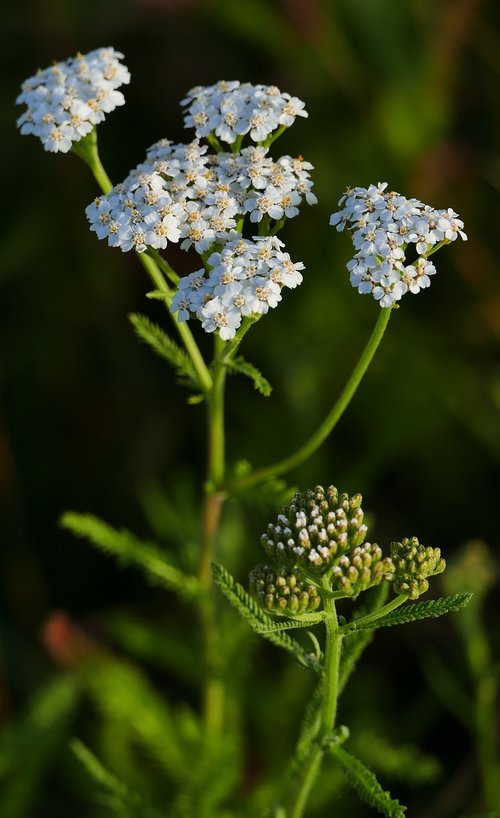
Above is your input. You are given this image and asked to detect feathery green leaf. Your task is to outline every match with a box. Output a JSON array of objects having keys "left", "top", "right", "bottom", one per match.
[
  {"left": 226, "top": 356, "right": 272, "bottom": 396},
  {"left": 61, "top": 512, "right": 199, "bottom": 599},
  {"left": 71, "top": 739, "right": 162, "bottom": 818},
  {"left": 129, "top": 313, "right": 197, "bottom": 386},
  {"left": 83, "top": 658, "right": 187, "bottom": 780},
  {"left": 329, "top": 745, "right": 407, "bottom": 817},
  {"left": 342, "top": 593, "right": 473, "bottom": 633},
  {"left": 211, "top": 562, "right": 321, "bottom": 671},
  {"left": 254, "top": 613, "right": 326, "bottom": 633}
]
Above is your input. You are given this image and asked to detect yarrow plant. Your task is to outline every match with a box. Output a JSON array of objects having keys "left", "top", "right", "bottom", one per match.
[{"left": 17, "top": 48, "right": 472, "bottom": 818}]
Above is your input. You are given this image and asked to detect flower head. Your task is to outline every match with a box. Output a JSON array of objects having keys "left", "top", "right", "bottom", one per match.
[
  {"left": 389, "top": 536, "right": 446, "bottom": 599},
  {"left": 170, "top": 235, "right": 304, "bottom": 340},
  {"left": 181, "top": 81, "right": 308, "bottom": 145},
  {"left": 16, "top": 47, "right": 130, "bottom": 153},
  {"left": 249, "top": 565, "right": 321, "bottom": 614},
  {"left": 261, "top": 485, "right": 368, "bottom": 574},
  {"left": 330, "top": 543, "right": 394, "bottom": 597},
  {"left": 330, "top": 184, "right": 467, "bottom": 307},
  {"left": 85, "top": 138, "right": 315, "bottom": 255}
]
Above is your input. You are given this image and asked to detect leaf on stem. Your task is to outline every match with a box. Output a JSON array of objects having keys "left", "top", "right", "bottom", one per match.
[
  {"left": 341, "top": 593, "right": 473, "bottom": 633},
  {"left": 253, "top": 613, "right": 326, "bottom": 632},
  {"left": 129, "top": 313, "right": 198, "bottom": 388},
  {"left": 211, "top": 562, "right": 322, "bottom": 671},
  {"left": 61, "top": 512, "right": 199, "bottom": 599},
  {"left": 328, "top": 745, "right": 407, "bottom": 818},
  {"left": 71, "top": 739, "right": 163, "bottom": 818},
  {"left": 226, "top": 355, "right": 272, "bottom": 396}
]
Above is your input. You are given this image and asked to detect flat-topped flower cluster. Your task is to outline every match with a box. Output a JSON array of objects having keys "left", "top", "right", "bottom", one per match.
[
  {"left": 86, "top": 139, "right": 316, "bottom": 254},
  {"left": 16, "top": 47, "right": 130, "bottom": 153},
  {"left": 171, "top": 236, "right": 304, "bottom": 339},
  {"left": 181, "top": 80, "right": 307, "bottom": 145},
  {"left": 16, "top": 49, "right": 468, "bottom": 332},
  {"left": 330, "top": 183, "right": 467, "bottom": 307}
]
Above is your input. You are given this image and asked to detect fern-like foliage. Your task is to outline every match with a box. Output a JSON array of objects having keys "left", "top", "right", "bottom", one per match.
[
  {"left": 129, "top": 313, "right": 197, "bottom": 387},
  {"left": 211, "top": 562, "right": 321, "bottom": 671},
  {"left": 342, "top": 593, "right": 473, "bottom": 633},
  {"left": 329, "top": 745, "right": 407, "bottom": 818},
  {"left": 226, "top": 356, "right": 272, "bottom": 396},
  {"left": 71, "top": 739, "right": 162, "bottom": 818},
  {"left": 254, "top": 613, "right": 325, "bottom": 633},
  {"left": 83, "top": 657, "right": 188, "bottom": 781},
  {"left": 61, "top": 512, "right": 199, "bottom": 599}
]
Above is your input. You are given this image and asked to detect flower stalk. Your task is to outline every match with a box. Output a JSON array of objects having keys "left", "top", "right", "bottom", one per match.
[{"left": 227, "top": 304, "right": 394, "bottom": 493}]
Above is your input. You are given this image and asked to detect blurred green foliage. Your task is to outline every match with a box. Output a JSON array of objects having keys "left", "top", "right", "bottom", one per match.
[{"left": 1, "top": 0, "right": 500, "bottom": 815}]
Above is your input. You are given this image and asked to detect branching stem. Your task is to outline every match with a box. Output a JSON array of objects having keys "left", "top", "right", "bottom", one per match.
[{"left": 226, "top": 305, "right": 394, "bottom": 493}]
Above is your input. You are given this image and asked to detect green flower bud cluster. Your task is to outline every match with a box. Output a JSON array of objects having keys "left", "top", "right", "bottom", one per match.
[
  {"left": 260, "top": 485, "right": 368, "bottom": 574},
  {"left": 331, "top": 543, "right": 394, "bottom": 597},
  {"left": 390, "top": 537, "right": 446, "bottom": 599},
  {"left": 249, "top": 565, "right": 322, "bottom": 615}
]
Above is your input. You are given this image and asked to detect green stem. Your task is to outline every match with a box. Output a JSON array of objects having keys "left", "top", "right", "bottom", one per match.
[
  {"left": 340, "top": 593, "right": 408, "bottom": 633},
  {"left": 288, "top": 591, "right": 342, "bottom": 818},
  {"left": 198, "top": 335, "right": 229, "bottom": 736},
  {"left": 228, "top": 305, "right": 394, "bottom": 493},
  {"left": 71, "top": 129, "right": 113, "bottom": 191},
  {"left": 74, "top": 130, "right": 212, "bottom": 394}
]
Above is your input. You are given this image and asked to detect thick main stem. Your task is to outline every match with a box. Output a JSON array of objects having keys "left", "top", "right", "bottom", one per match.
[
  {"left": 227, "top": 306, "right": 393, "bottom": 493},
  {"left": 198, "top": 338, "right": 228, "bottom": 736},
  {"left": 288, "top": 594, "right": 342, "bottom": 818}
]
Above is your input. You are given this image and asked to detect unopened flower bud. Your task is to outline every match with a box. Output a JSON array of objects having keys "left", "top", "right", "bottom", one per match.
[
  {"left": 249, "top": 565, "right": 322, "bottom": 615},
  {"left": 260, "top": 485, "right": 368, "bottom": 574},
  {"left": 389, "top": 537, "right": 445, "bottom": 599},
  {"left": 330, "top": 543, "right": 394, "bottom": 597}
]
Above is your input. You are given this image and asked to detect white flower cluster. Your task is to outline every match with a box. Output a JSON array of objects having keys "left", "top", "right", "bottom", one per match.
[
  {"left": 170, "top": 236, "right": 304, "bottom": 340},
  {"left": 330, "top": 183, "right": 467, "bottom": 307},
  {"left": 86, "top": 139, "right": 316, "bottom": 253},
  {"left": 16, "top": 47, "right": 130, "bottom": 153},
  {"left": 181, "top": 81, "right": 308, "bottom": 145}
]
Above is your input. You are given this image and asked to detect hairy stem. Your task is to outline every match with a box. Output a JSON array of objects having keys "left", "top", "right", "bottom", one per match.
[
  {"left": 288, "top": 592, "right": 342, "bottom": 818},
  {"left": 198, "top": 336, "right": 229, "bottom": 736},
  {"left": 227, "top": 305, "right": 394, "bottom": 492}
]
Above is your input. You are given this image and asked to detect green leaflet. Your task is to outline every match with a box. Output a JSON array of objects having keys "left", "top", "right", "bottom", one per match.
[
  {"left": 341, "top": 593, "right": 473, "bottom": 633},
  {"left": 83, "top": 658, "right": 187, "bottom": 781},
  {"left": 61, "top": 512, "right": 199, "bottom": 599},
  {"left": 211, "top": 562, "right": 321, "bottom": 671},
  {"left": 226, "top": 355, "right": 272, "bottom": 396},
  {"left": 71, "top": 740, "right": 162, "bottom": 818},
  {"left": 129, "top": 312, "right": 197, "bottom": 387},
  {"left": 254, "top": 612, "right": 326, "bottom": 633},
  {"left": 329, "top": 745, "right": 407, "bottom": 818}
]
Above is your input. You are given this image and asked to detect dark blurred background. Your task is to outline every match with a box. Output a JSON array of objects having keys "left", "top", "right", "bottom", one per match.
[{"left": 1, "top": 0, "right": 499, "bottom": 816}]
